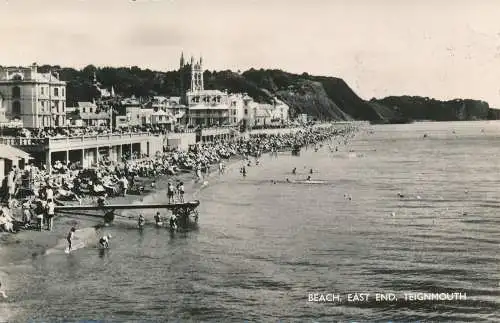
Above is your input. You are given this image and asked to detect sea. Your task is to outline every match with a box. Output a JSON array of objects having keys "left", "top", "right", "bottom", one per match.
[{"left": 0, "top": 121, "right": 499, "bottom": 322}]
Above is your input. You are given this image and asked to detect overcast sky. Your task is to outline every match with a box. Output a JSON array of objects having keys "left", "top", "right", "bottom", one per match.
[{"left": 1, "top": 0, "right": 500, "bottom": 107}]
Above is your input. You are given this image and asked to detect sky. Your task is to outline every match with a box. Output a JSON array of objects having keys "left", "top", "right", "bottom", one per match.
[{"left": 1, "top": 0, "right": 500, "bottom": 107}]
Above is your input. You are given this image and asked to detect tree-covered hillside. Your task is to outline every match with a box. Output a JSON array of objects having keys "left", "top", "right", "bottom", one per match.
[{"left": 30, "top": 64, "right": 499, "bottom": 122}]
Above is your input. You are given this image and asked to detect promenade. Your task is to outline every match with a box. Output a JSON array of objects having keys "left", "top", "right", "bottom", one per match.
[{"left": 0, "top": 126, "right": 239, "bottom": 172}]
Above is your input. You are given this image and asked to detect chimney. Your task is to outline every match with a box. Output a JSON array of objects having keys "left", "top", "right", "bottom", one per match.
[{"left": 29, "top": 62, "right": 38, "bottom": 80}]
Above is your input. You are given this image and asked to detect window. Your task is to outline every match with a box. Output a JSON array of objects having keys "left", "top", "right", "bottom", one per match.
[
  {"left": 40, "top": 87, "right": 45, "bottom": 95},
  {"left": 12, "top": 101, "right": 21, "bottom": 116},
  {"left": 62, "top": 101, "right": 65, "bottom": 112},
  {"left": 244, "top": 109, "right": 248, "bottom": 115},
  {"left": 12, "top": 86, "right": 20, "bottom": 99},
  {"left": 62, "top": 88, "right": 65, "bottom": 97},
  {"left": 54, "top": 88, "right": 59, "bottom": 96}
]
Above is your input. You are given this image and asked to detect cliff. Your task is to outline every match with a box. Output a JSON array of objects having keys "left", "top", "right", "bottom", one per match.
[{"left": 371, "top": 96, "right": 494, "bottom": 122}]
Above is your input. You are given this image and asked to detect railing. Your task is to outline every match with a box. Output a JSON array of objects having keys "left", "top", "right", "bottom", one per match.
[
  {"left": 0, "top": 137, "right": 48, "bottom": 146},
  {"left": 0, "top": 132, "right": 155, "bottom": 148},
  {"left": 0, "top": 127, "right": 242, "bottom": 148},
  {"left": 191, "top": 113, "right": 230, "bottom": 118},
  {"left": 47, "top": 132, "right": 153, "bottom": 144}
]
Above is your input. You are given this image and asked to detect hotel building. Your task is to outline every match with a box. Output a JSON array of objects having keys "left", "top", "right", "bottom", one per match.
[
  {"left": 184, "top": 56, "right": 239, "bottom": 127},
  {"left": 0, "top": 63, "right": 67, "bottom": 128}
]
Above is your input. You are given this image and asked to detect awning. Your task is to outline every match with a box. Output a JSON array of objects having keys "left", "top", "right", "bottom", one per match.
[{"left": 0, "top": 144, "right": 32, "bottom": 160}]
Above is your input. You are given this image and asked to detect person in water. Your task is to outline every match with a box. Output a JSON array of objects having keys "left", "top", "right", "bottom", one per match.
[
  {"left": 99, "top": 234, "right": 112, "bottom": 249},
  {"left": 306, "top": 175, "right": 312, "bottom": 181},
  {"left": 67, "top": 227, "right": 76, "bottom": 251},
  {"left": 0, "top": 282, "right": 7, "bottom": 299},
  {"left": 309, "top": 168, "right": 313, "bottom": 174},
  {"left": 138, "top": 214, "right": 145, "bottom": 228},
  {"left": 169, "top": 213, "right": 178, "bottom": 230},
  {"left": 241, "top": 166, "right": 247, "bottom": 177},
  {"left": 154, "top": 212, "right": 162, "bottom": 226},
  {"left": 292, "top": 167, "right": 296, "bottom": 174},
  {"left": 97, "top": 195, "right": 108, "bottom": 207}
]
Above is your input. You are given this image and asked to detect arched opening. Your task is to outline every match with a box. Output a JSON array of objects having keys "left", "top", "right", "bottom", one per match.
[{"left": 12, "top": 86, "right": 20, "bottom": 99}]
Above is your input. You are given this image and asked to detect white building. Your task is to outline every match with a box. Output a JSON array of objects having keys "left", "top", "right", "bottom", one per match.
[
  {"left": 150, "top": 96, "right": 187, "bottom": 124},
  {"left": 181, "top": 53, "right": 289, "bottom": 127},
  {"left": 76, "top": 102, "right": 110, "bottom": 127},
  {"left": 242, "top": 95, "right": 290, "bottom": 127},
  {"left": 0, "top": 63, "right": 67, "bottom": 128},
  {"left": 185, "top": 56, "right": 236, "bottom": 127}
]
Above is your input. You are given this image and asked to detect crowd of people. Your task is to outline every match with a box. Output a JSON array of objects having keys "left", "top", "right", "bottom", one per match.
[{"left": 0, "top": 124, "right": 358, "bottom": 233}]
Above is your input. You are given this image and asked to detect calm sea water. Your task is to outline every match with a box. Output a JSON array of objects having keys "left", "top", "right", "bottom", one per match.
[{"left": 1, "top": 121, "right": 499, "bottom": 322}]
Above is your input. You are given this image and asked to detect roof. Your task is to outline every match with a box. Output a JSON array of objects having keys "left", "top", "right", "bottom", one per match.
[
  {"left": 34, "top": 72, "right": 63, "bottom": 83},
  {"left": 173, "top": 111, "right": 186, "bottom": 119},
  {"left": 77, "top": 102, "right": 97, "bottom": 108},
  {"left": 0, "top": 144, "right": 31, "bottom": 160},
  {"left": 151, "top": 110, "right": 171, "bottom": 116},
  {"left": 255, "top": 109, "right": 272, "bottom": 117},
  {"left": 186, "top": 89, "right": 227, "bottom": 96},
  {"left": 80, "top": 112, "right": 110, "bottom": 119}
]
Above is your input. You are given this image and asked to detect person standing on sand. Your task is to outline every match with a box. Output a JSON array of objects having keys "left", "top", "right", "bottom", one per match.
[
  {"left": 46, "top": 200, "right": 55, "bottom": 231},
  {"left": 218, "top": 160, "right": 224, "bottom": 175},
  {"left": 120, "top": 176, "right": 128, "bottom": 197},
  {"left": 178, "top": 182, "right": 185, "bottom": 203},
  {"left": 167, "top": 182, "right": 175, "bottom": 204},
  {"left": 196, "top": 164, "right": 202, "bottom": 182},
  {"left": 67, "top": 227, "right": 76, "bottom": 251}
]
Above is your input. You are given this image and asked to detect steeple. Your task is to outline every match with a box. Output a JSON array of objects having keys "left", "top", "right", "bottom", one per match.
[{"left": 180, "top": 52, "right": 185, "bottom": 69}]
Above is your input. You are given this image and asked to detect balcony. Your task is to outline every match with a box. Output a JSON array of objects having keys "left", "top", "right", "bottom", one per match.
[{"left": 190, "top": 112, "right": 229, "bottom": 118}]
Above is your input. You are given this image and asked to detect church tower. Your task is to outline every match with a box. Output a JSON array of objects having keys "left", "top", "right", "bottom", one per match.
[
  {"left": 190, "top": 56, "right": 204, "bottom": 92},
  {"left": 180, "top": 52, "right": 185, "bottom": 69}
]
